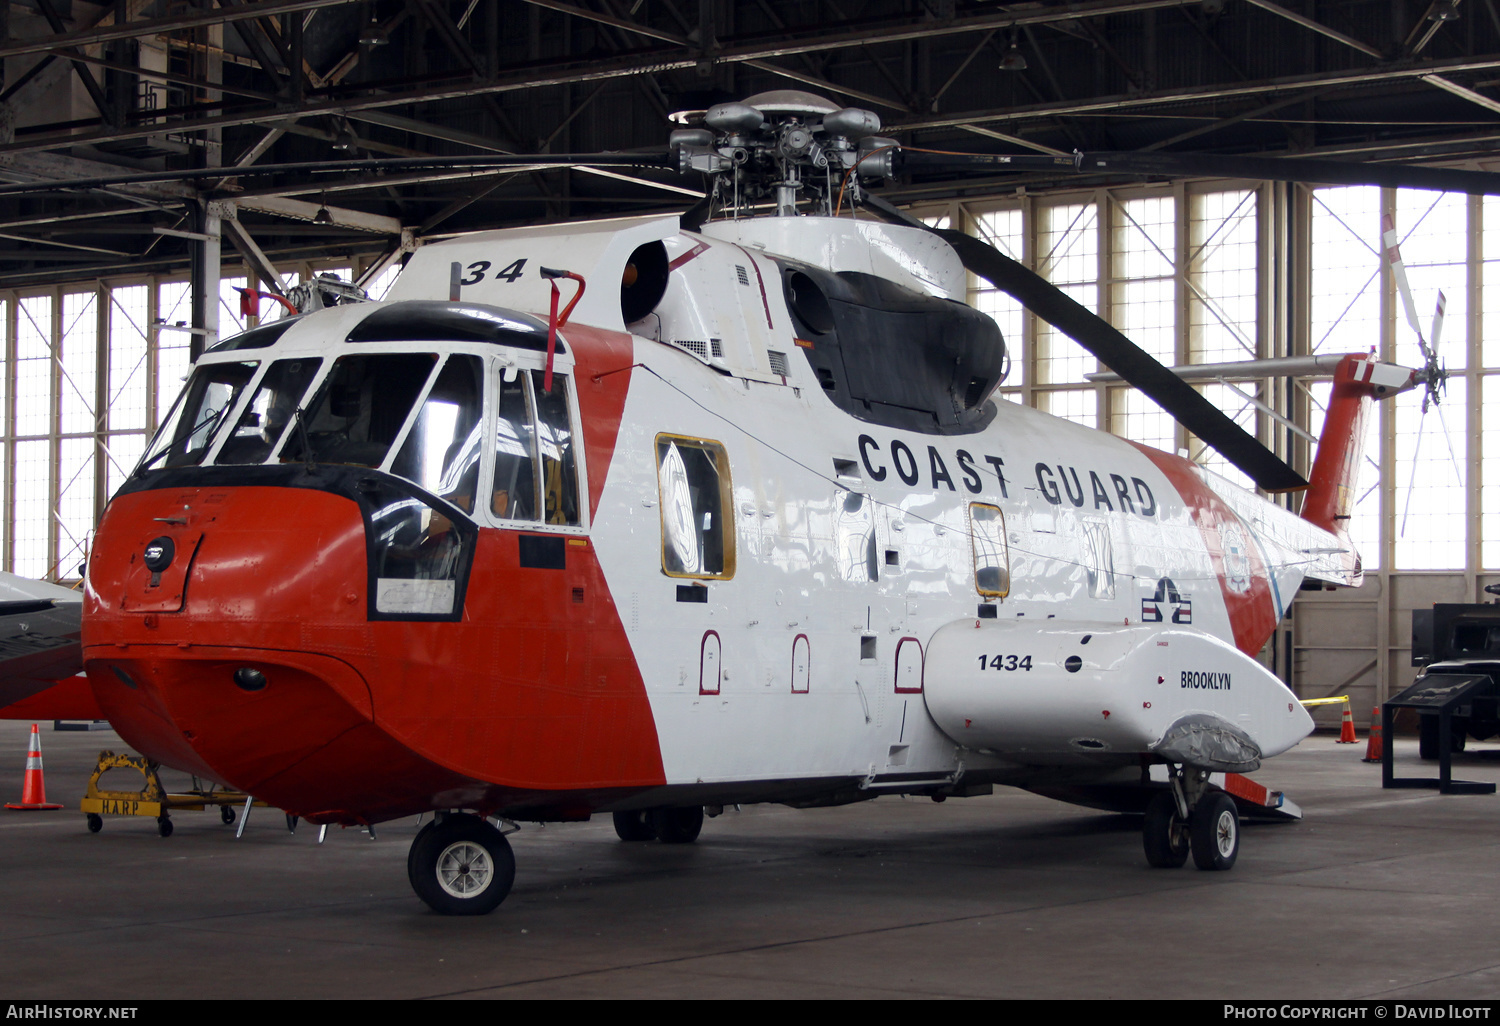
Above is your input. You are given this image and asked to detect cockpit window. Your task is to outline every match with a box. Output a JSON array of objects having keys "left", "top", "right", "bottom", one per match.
[
  {"left": 533, "top": 372, "right": 579, "bottom": 526},
  {"left": 139, "top": 361, "right": 259, "bottom": 471},
  {"left": 390, "top": 355, "right": 484, "bottom": 513},
  {"left": 215, "top": 358, "right": 323, "bottom": 465},
  {"left": 489, "top": 370, "right": 581, "bottom": 526},
  {"left": 282, "top": 352, "right": 437, "bottom": 467}
]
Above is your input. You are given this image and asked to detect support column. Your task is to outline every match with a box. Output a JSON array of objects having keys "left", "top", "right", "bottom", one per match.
[{"left": 189, "top": 201, "right": 221, "bottom": 361}]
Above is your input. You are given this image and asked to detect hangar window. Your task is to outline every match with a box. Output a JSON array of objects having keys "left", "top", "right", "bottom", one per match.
[{"left": 657, "top": 435, "right": 734, "bottom": 579}]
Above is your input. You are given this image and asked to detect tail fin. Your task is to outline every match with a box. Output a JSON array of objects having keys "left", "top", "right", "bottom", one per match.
[{"left": 1301, "top": 354, "right": 1415, "bottom": 573}]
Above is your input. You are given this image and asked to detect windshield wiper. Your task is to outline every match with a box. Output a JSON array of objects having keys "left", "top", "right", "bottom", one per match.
[{"left": 134, "top": 406, "right": 229, "bottom": 475}]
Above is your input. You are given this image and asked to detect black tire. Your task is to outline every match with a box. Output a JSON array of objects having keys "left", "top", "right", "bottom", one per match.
[
  {"left": 1189, "top": 792, "right": 1239, "bottom": 871},
  {"left": 409, "top": 814, "right": 515, "bottom": 916},
  {"left": 1420, "top": 715, "right": 1440, "bottom": 760},
  {"left": 1419, "top": 716, "right": 1467, "bottom": 759},
  {"left": 612, "top": 810, "right": 657, "bottom": 842},
  {"left": 1142, "top": 791, "right": 1189, "bottom": 868},
  {"left": 157, "top": 815, "right": 173, "bottom": 838},
  {"left": 651, "top": 806, "right": 704, "bottom": 844},
  {"left": 221, "top": 805, "right": 236, "bottom": 825},
  {"left": 85, "top": 813, "right": 102, "bottom": 834}
]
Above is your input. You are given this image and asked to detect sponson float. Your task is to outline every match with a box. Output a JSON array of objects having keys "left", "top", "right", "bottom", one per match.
[{"left": 80, "top": 91, "right": 1418, "bottom": 914}]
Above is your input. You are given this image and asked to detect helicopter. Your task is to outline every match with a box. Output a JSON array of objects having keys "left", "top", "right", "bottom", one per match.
[{"left": 72, "top": 89, "right": 1454, "bottom": 915}]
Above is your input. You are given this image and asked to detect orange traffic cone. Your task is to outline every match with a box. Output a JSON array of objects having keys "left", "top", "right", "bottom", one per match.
[
  {"left": 6, "top": 724, "right": 63, "bottom": 810},
  {"left": 1362, "top": 707, "right": 1384, "bottom": 763},
  {"left": 1336, "top": 700, "right": 1358, "bottom": 744}
]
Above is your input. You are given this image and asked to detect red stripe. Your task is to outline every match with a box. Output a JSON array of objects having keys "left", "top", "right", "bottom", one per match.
[
  {"left": 667, "top": 241, "right": 711, "bottom": 271},
  {"left": 1129, "top": 443, "right": 1278, "bottom": 657}
]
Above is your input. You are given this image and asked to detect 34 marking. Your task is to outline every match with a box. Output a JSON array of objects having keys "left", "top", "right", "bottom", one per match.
[{"left": 460, "top": 258, "right": 527, "bottom": 285}]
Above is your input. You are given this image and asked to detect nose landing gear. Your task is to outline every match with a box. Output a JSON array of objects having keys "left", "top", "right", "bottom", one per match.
[
  {"left": 1142, "top": 766, "right": 1240, "bottom": 871},
  {"left": 408, "top": 813, "right": 516, "bottom": 915}
]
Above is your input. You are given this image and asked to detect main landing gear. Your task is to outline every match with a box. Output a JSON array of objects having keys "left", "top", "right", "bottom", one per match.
[
  {"left": 1142, "top": 766, "right": 1239, "bottom": 872},
  {"left": 408, "top": 813, "right": 516, "bottom": 915},
  {"left": 612, "top": 806, "right": 704, "bottom": 844}
]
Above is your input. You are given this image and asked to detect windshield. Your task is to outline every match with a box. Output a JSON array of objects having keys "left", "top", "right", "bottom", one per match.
[
  {"left": 280, "top": 352, "right": 437, "bottom": 468},
  {"left": 139, "top": 361, "right": 259, "bottom": 470},
  {"left": 216, "top": 358, "right": 323, "bottom": 465}
]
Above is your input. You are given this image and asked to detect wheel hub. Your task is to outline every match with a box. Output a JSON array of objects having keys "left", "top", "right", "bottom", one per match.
[{"left": 437, "top": 840, "right": 492, "bottom": 897}]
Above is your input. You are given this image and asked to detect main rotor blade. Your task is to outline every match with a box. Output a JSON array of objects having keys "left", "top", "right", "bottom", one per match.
[
  {"left": 938, "top": 228, "right": 1307, "bottom": 492},
  {"left": 856, "top": 192, "right": 1306, "bottom": 492},
  {"left": 897, "top": 150, "right": 1500, "bottom": 196},
  {"left": 0, "top": 153, "right": 677, "bottom": 198}
]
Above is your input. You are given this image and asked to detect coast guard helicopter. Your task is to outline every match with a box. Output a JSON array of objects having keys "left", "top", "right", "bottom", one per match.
[{"left": 72, "top": 90, "right": 1447, "bottom": 915}]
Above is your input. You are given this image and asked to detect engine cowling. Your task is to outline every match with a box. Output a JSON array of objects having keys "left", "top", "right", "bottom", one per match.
[{"left": 921, "top": 619, "right": 1313, "bottom": 771}]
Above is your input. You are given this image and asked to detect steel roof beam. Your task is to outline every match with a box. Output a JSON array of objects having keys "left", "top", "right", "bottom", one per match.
[{"left": 0, "top": 0, "right": 365, "bottom": 63}]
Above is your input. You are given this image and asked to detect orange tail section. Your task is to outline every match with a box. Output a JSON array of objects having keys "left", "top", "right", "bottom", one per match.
[{"left": 1300, "top": 354, "right": 1415, "bottom": 572}]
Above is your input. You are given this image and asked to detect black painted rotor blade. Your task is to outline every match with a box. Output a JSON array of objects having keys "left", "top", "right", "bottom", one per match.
[
  {"left": 858, "top": 192, "right": 1306, "bottom": 493},
  {"left": 897, "top": 150, "right": 1500, "bottom": 195}
]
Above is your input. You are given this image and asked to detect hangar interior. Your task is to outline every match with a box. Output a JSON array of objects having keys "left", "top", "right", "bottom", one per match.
[{"left": 4, "top": 0, "right": 1500, "bottom": 724}]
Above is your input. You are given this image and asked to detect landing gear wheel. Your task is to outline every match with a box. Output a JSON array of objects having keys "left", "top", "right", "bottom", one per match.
[
  {"left": 221, "top": 805, "right": 236, "bottom": 825},
  {"left": 1142, "top": 791, "right": 1189, "bottom": 868},
  {"left": 651, "top": 806, "right": 704, "bottom": 844},
  {"left": 408, "top": 814, "right": 515, "bottom": 916},
  {"left": 286, "top": 813, "right": 299, "bottom": 833},
  {"left": 85, "top": 813, "right": 102, "bottom": 834},
  {"left": 1189, "top": 792, "right": 1239, "bottom": 871},
  {"left": 612, "top": 810, "right": 657, "bottom": 842},
  {"left": 156, "top": 815, "right": 173, "bottom": 838}
]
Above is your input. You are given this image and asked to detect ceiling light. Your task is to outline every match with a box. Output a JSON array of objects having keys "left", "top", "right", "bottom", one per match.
[
  {"left": 1000, "top": 44, "right": 1027, "bottom": 71},
  {"left": 332, "top": 128, "right": 356, "bottom": 151},
  {"left": 360, "top": 20, "right": 389, "bottom": 45},
  {"left": 314, "top": 206, "right": 333, "bottom": 225},
  {"left": 1430, "top": 0, "right": 1459, "bottom": 21}
]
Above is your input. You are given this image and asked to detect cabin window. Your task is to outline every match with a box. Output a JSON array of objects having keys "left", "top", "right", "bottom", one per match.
[
  {"left": 390, "top": 355, "right": 484, "bottom": 513},
  {"left": 1082, "top": 518, "right": 1116, "bottom": 600},
  {"left": 969, "top": 502, "right": 1010, "bottom": 598},
  {"left": 489, "top": 370, "right": 581, "bottom": 526},
  {"left": 657, "top": 435, "right": 734, "bottom": 578},
  {"left": 215, "top": 358, "right": 323, "bottom": 465},
  {"left": 141, "top": 360, "right": 259, "bottom": 470},
  {"left": 834, "top": 490, "right": 877, "bottom": 581},
  {"left": 283, "top": 352, "right": 438, "bottom": 467}
]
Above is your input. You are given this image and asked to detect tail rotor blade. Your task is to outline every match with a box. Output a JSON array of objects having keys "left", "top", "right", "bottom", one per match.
[
  {"left": 1430, "top": 290, "right": 1448, "bottom": 356},
  {"left": 1399, "top": 404, "right": 1428, "bottom": 539},
  {"left": 1383, "top": 214, "right": 1430, "bottom": 359},
  {"left": 1431, "top": 398, "right": 1467, "bottom": 489}
]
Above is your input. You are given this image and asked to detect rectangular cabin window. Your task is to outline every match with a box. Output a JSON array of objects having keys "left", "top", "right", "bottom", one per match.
[
  {"left": 215, "top": 357, "right": 322, "bottom": 465},
  {"left": 141, "top": 360, "right": 258, "bottom": 470},
  {"left": 390, "top": 355, "right": 484, "bottom": 512},
  {"left": 283, "top": 352, "right": 438, "bottom": 468},
  {"left": 657, "top": 435, "right": 734, "bottom": 578},
  {"left": 969, "top": 502, "right": 1010, "bottom": 598}
]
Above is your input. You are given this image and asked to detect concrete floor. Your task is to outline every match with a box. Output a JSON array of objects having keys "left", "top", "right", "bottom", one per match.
[{"left": 2, "top": 719, "right": 1498, "bottom": 1000}]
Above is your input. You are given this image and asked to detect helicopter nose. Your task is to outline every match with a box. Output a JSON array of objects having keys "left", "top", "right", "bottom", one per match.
[{"left": 83, "top": 483, "right": 380, "bottom": 796}]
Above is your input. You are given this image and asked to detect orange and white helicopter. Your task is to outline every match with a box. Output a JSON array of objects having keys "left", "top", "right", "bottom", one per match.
[{"left": 67, "top": 90, "right": 1463, "bottom": 914}]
